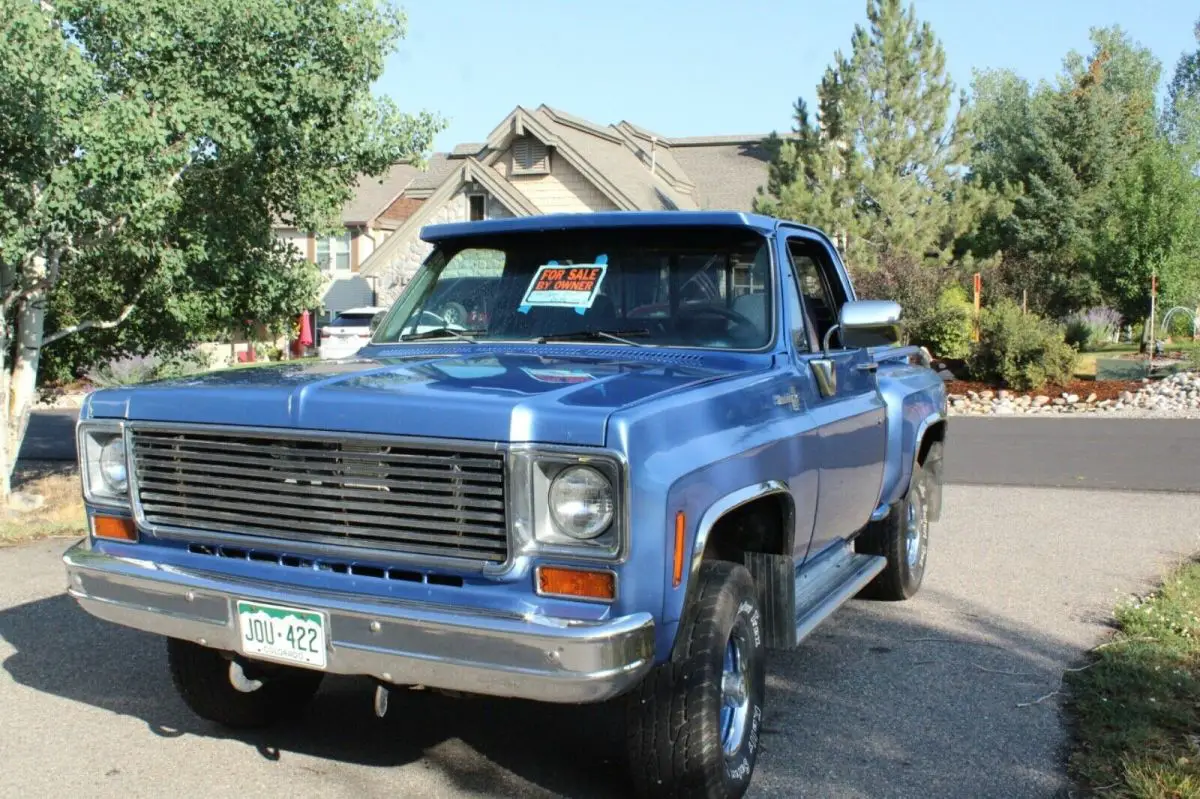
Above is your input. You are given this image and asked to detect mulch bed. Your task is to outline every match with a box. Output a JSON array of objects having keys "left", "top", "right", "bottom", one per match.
[{"left": 944, "top": 378, "right": 1145, "bottom": 402}]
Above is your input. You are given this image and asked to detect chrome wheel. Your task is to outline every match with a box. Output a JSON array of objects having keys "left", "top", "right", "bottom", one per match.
[
  {"left": 719, "top": 624, "right": 752, "bottom": 757},
  {"left": 905, "top": 480, "right": 928, "bottom": 569},
  {"left": 440, "top": 302, "right": 466, "bottom": 326}
]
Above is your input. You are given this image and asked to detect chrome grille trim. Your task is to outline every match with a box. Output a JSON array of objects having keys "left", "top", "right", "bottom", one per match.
[{"left": 127, "top": 423, "right": 509, "bottom": 569}]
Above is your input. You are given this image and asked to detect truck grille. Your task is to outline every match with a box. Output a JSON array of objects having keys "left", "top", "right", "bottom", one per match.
[{"left": 129, "top": 427, "right": 509, "bottom": 565}]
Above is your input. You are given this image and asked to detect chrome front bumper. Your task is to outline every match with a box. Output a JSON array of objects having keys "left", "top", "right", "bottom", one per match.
[{"left": 63, "top": 541, "right": 655, "bottom": 703}]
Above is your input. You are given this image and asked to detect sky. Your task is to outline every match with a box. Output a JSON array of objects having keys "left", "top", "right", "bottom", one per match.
[{"left": 378, "top": 0, "right": 1200, "bottom": 153}]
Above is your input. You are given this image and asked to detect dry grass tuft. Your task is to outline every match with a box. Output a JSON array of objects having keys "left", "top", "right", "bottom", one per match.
[{"left": 0, "top": 464, "right": 86, "bottom": 546}]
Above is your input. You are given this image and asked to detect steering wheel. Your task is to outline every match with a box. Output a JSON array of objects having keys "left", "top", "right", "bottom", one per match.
[
  {"left": 677, "top": 304, "right": 757, "bottom": 331},
  {"left": 418, "top": 308, "right": 448, "bottom": 326}
]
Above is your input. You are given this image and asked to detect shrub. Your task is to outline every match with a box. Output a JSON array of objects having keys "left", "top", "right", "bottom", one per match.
[
  {"left": 86, "top": 355, "right": 162, "bottom": 387},
  {"left": 968, "top": 299, "right": 1078, "bottom": 390},
  {"left": 1063, "top": 307, "right": 1123, "bottom": 351},
  {"left": 850, "top": 252, "right": 955, "bottom": 344},
  {"left": 153, "top": 349, "right": 213, "bottom": 380},
  {"left": 85, "top": 349, "right": 213, "bottom": 387},
  {"left": 915, "top": 286, "right": 975, "bottom": 359}
]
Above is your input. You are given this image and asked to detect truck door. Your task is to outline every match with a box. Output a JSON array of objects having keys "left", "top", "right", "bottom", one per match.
[{"left": 784, "top": 234, "right": 887, "bottom": 559}]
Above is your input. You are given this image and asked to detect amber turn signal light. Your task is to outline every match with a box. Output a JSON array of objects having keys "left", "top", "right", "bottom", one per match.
[
  {"left": 673, "top": 511, "right": 686, "bottom": 587},
  {"left": 536, "top": 566, "right": 616, "bottom": 601},
  {"left": 92, "top": 515, "right": 137, "bottom": 542}
]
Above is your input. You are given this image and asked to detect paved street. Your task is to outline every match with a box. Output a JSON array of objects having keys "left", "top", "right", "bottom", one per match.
[
  {"left": 944, "top": 417, "right": 1200, "bottom": 492},
  {"left": 21, "top": 409, "right": 78, "bottom": 462},
  {"left": 3, "top": 484, "right": 1199, "bottom": 798}
]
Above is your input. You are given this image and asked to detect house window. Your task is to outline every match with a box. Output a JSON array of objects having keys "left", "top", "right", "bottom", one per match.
[
  {"left": 512, "top": 137, "right": 550, "bottom": 174},
  {"left": 468, "top": 194, "right": 486, "bottom": 221},
  {"left": 315, "top": 230, "right": 352, "bottom": 272}
]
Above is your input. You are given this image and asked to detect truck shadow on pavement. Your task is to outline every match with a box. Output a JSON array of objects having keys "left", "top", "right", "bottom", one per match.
[{"left": 0, "top": 589, "right": 1090, "bottom": 798}]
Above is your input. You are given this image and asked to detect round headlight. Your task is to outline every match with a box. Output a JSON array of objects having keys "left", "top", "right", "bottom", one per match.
[
  {"left": 99, "top": 438, "right": 128, "bottom": 493},
  {"left": 548, "top": 466, "right": 614, "bottom": 540}
]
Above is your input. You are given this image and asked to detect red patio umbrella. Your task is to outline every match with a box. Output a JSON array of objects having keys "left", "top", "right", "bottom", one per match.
[{"left": 298, "top": 310, "right": 314, "bottom": 349}]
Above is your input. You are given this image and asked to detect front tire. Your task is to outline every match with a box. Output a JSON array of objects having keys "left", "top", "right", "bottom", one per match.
[
  {"left": 624, "top": 561, "right": 766, "bottom": 799},
  {"left": 167, "top": 638, "right": 324, "bottom": 729},
  {"left": 856, "top": 443, "right": 937, "bottom": 601}
]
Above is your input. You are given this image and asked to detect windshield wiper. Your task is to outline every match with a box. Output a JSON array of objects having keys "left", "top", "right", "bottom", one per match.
[
  {"left": 536, "top": 328, "right": 651, "bottom": 347},
  {"left": 398, "top": 327, "right": 483, "bottom": 343}
]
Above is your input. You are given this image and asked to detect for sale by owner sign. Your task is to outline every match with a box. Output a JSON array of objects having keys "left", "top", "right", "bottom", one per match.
[{"left": 520, "top": 263, "right": 608, "bottom": 310}]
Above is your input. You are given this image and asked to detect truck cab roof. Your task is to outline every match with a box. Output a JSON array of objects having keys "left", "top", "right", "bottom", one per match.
[{"left": 419, "top": 210, "right": 826, "bottom": 244}]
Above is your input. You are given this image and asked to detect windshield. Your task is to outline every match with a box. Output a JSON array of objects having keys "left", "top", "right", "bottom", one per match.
[
  {"left": 329, "top": 313, "right": 378, "bottom": 328},
  {"left": 372, "top": 226, "right": 774, "bottom": 350}
]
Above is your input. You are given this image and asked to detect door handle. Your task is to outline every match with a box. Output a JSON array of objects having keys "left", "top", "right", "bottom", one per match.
[{"left": 856, "top": 362, "right": 878, "bottom": 373}]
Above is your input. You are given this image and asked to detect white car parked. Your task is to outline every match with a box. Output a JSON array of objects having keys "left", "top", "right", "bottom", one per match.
[{"left": 317, "top": 306, "right": 387, "bottom": 360}]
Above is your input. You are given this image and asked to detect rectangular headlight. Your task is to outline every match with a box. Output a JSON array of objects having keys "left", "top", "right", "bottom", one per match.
[
  {"left": 77, "top": 421, "right": 130, "bottom": 508},
  {"left": 509, "top": 448, "right": 625, "bottom": 560}
]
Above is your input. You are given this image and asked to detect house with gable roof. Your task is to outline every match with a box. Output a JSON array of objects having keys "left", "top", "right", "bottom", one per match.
[
  {"left": 350, "top": 105, "right": 776, "bottom": 306},
  {"left": 272, "top": 162, "right": 424, "bottom": 324}
]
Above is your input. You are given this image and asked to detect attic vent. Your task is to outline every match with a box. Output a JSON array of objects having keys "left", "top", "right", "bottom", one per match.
[{"left": 512, "top": 137, "right": 550, "bottom": 175}]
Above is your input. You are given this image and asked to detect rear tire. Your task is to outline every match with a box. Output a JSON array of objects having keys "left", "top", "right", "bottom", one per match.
[
  {"left": 856, "top": 444, "right": 937, "bottom": 601},
  {"left": 624, "top": 561, "right": 766, "bottom": 799},
  {"left": 167, "top": 638, "right": 324, "bottom": 729}
]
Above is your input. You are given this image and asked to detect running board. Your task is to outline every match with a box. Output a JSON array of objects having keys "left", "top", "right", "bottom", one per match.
[{"left": 745, "top": 545, "right": 887, "bottom": 650}]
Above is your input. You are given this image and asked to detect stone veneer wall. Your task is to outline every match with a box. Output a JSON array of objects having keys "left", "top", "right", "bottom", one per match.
[
  {"left": 376, "top": 190, "right": 469, "bottom": 303},
  {"left": 375, "top": 189, "right": 524, "bottom": 304}
]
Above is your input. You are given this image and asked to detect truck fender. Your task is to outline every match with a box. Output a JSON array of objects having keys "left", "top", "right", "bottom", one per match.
[
  {"left": 668, "top": 480, "right": 794, "bottom": 660},
  {"left": 912, "top": 413, "right": 946, "bottom": 522}
]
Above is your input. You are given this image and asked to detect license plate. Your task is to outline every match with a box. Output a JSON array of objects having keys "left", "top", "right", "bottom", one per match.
[{"left": 236, "top": 600, "right": 328, "bottom": 669}]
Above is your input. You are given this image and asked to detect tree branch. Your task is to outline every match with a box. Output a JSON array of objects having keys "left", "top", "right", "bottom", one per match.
[
  {"left": 76, "top": 152, "right": 192, "bottom": 250},
  {"left": 42, "top": 287, "right": 148, "bottom": 346}
]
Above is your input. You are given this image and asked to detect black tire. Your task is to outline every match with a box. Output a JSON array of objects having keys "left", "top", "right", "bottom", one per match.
[
  {"left": 856, "top": 443, "right": 937, "bottom": 601},
  {"left": 167, "top": 638, "right": 324, "bottom": 729},
  {"left": 624, "top": 561, "right": 766, "bottom": 799}
]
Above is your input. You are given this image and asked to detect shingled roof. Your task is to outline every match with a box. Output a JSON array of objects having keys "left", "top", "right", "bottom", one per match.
[
  {"left": 357, "top": 106, "right": 777, "bottom": 279},
  {"left": 670, "top": 136, "right": 774, "bottom": 211},
  {"left": 341, "top": 163, "right": 422, "bottom": 225},
  {"left": 398, "top": 105, "right": 772, "bottom": 213}
]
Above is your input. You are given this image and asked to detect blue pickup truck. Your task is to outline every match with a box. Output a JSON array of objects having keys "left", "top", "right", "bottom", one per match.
[{"left": 64, "top": 211, "right": 947, "bottom": 798}]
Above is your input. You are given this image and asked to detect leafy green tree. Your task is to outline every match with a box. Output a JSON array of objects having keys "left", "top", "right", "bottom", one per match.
[
  {"left": 1167, "top": 19, "right": 1200, "bottom": 142},
  {"left": 1093, "top": 136, "right": 1200, "bottom": 324},
  {"left": 0, "top": 0, "right": 442, "bottom": 499},
  {"left": 965, "top": 27, "right": 1162, "bottom": 316},
  {"left": 757, "top": 0, "right": 997, "bottom": 274}
]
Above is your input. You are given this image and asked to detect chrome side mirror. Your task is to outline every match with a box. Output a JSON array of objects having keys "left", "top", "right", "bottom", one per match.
[{"left": 824, "top": 300, "right": 903, "bottom": 354}]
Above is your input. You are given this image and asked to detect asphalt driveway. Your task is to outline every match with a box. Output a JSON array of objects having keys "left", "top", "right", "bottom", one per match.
[{"left": 3, "top": 483, "right": 1198, "bottom": 798}]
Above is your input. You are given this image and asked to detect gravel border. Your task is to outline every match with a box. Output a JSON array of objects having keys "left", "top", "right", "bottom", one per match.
[{"left": 947, "top": 371, "right": 1200, "bottom": 419}]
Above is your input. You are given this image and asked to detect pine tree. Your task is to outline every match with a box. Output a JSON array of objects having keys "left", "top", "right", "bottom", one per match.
[{"left": 757, "top": 0, "right": 992, "bottom": 272}]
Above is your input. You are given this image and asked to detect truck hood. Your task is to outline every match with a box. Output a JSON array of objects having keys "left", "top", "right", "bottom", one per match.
[{"left": 85, "top": 350, "right": 751, "bottom": 446}]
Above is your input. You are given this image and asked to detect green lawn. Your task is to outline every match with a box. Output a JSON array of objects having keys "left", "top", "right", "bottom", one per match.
[
  {"left": 1067, "top": 561, "right": 1200, "bottom": 797},
  {"left": 1076, "top": 342, "right": 1200, "bottom": 381}
]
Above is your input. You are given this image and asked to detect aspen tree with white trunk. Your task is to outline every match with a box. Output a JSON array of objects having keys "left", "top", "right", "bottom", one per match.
[{"left": 0, "top": 0, "right": 441, "bottom": 501}]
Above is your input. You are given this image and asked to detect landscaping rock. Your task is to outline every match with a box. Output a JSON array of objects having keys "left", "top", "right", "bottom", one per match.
[
  {"left": 6, "top": 492, "right": 46, "bottom": 514},
  {"left": 947, "top": 370, "right": 1200, "bottom": 419}
]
